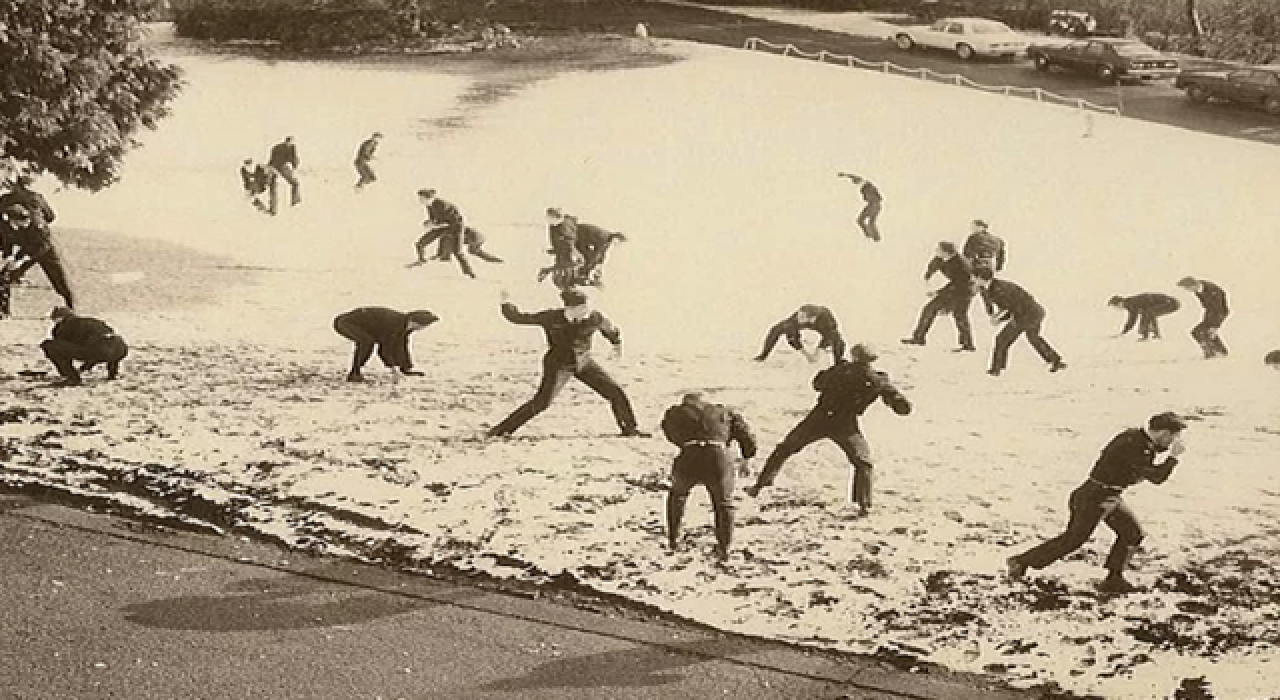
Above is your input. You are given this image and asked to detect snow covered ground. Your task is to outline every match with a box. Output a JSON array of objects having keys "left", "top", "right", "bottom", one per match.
[{"left": 4, "top": 37, "right": 1280, "bottom": 698}]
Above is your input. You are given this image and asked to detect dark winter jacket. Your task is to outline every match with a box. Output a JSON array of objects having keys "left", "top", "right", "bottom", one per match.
[
  {"left": 1088, "top": 428, "right": 1178, "bottom": 489},
  {"left": 500, "top": 303, "right": 621, "bottom": 369},
  {"left": 661, "top": 398, "right": 757, "bottom": 458},
  {"left": 808, "top": 360, "right": 911, "bottom": 424}
]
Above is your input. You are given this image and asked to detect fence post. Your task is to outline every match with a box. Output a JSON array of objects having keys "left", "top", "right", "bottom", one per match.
[
  {"left": 882, "top": 61, "right": 889, "bottom": 73},
  {"left": 782, "top": 45, "right": 791, "bottom": 57},
  {"left": 1035, "top": 88, "right": 1043, "bottom": 102},
  {"left": 954, "top": 75, "right": 962, "bottom": 86},
  {"left": 919, "top": 67, "right": 927, "bottom": 80}
]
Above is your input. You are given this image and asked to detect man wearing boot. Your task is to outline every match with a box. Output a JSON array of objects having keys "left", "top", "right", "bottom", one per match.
[
  {"left": 1007, "top": 412, "right": 1188, "bottom": 594},
  {"left": 745, "top": 344, "right": 911, "bottom": 515},
  {"left": 661, "top": 392, "right": 757, "bottom": 561},
  {"left": 41, "top": 307, "right": 129, "bottom": 387},
  {"left": 901, "top": 241, "right": 975, "bottom": 352},
  {"left": 1177, "top": 277, "right": 1229, "bottom": 359}
]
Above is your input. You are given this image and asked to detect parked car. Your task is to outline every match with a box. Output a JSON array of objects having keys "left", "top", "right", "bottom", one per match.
[
  {"left": 1027, "top": 38, "right": 1180, "bottom": 83},
  {"left": 893, "top": 17, "right": 1029, "bottom": 61},
  {"left": 1176, "top": 66, "right": 1280, "bottom": 116}
]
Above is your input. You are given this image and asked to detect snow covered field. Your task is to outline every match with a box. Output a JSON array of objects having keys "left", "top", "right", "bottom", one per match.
[{"left": 4, "top": 36, "right": 1280, "bottom": 698}]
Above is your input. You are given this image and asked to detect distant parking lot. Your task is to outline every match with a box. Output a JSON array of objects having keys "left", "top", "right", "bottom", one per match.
[{"left": 559, "top": 2, "right": 1280, "bottom": 146}]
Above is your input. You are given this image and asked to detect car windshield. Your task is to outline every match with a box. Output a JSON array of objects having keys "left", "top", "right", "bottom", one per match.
[
  {"left": 1110, "top": 42, "right": 1155, "bottom": 56},
  {"left": 969, "top": 21, "right": 1013, "bottom": 34}
]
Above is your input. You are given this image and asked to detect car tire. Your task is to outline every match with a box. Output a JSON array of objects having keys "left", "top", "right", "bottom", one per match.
[
  {"left": 1186, "top": 85, "right": 1209, "bottom": 104},
  {"left": 956, "top": 43, "right": 974, "bottom": 61},
  {"left": 895, "top": 34, "right": 914, "bottom": 51},
  {"left": 1265, "top": 96, "right": 1280, "bottom": 116},
  {"left": 1097, "top": 63, "right": 1117, "bottom": 84},
  {"left": 1033, "top": 53, "right": 1051, "bottom": 71}
]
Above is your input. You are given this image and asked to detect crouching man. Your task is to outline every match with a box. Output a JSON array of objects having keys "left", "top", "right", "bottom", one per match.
[{"left": 42, "top": 307, "right": 128, "bottom": 387}]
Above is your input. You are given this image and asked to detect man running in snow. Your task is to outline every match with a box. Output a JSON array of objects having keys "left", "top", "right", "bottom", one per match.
[
  {"left": 746, "top": 344, "right": 910, "bottom": 514},
  {"left": 1007, "top": 412, "right": 1188, "bottom": 594},
  {"left": 408, "top": 189, "right": 475, "bottom": 279},
  {"left": 353, "top": 132, "right": 382, "bottom": 190}
]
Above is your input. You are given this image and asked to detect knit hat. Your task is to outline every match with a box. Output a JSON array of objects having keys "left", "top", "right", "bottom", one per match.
[
  {"left": 1148, "top": 412, "right": 1187, "bottom": 433},
  {"left": 1265, "top": 350, "right": 1280, "bottom": 366},
  {"left": 1176, "top": 276, "right": 1198, "bottom": 288},
  {"left": 50, "top": 307, "right": 75, "bottom": 321},
  {"left": 560, "top": 288, "right": 588, "bottom": 307},
  {"left": 1108, "top": 296, "right": 1127, "bottom": 306},
  {"left": 417, "top": 188, "right": 437, "bottom": 198}
]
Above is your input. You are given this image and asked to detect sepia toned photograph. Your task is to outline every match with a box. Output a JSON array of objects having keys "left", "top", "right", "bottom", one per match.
[{"left": 2, "top": 0, "right": 1277, "bottom": 698}]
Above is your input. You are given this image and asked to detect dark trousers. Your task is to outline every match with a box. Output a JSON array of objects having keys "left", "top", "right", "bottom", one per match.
[
  {"left": 1014, "top": 480, "right": 1144, "bottom": 574},
  {"left": 489, "top": 357, "right": 638, "bottom": 436},
  {"left": 414, "top": 226, "right": 475, "bottom": 278},
  {"left": 1137, "top": 312, "right": 1163, "bottom": 339},
  {"left": 333, "top": 316, "right": 380, "bottom": 375},
  {"left": 757, "top": 323, "right": 846, "bottom": 365},
  {"left": 20, "top": 253, "right": 75, "bottom": 309},
  {"left": 42, "top": 336, "right": 128, "bottom": 382},
  {"left": 753, "top": 411, "right": 874, "bottom": 508},
  {"left": 467, "top": 242, "right": 503, "bottom": 263},
  {"left": 667, "top": 445, "right": 735, "bottom": 555},
  {"left": 1191, "top": 313, "right": 1228, "bottom": 358},
  {"left": 354, "top": 159, "right": 376, "bottom": 188},
  {"left": 911, "top": 292, "right": 974, "bottom": 349},
  {"left": 991, "top": 315, "right": 1060, "bottom": 372},
  {"left": 857, "top": 201, "right": 882, "bottom": 241}
]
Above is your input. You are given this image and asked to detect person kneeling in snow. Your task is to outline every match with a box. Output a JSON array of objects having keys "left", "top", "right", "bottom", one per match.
[
  {"left": 1007, "top": 412, "right": 1188, "bottom": 594},
  {"left": 42, "top": 307, "right": 129, "bottom": 387},
  {"left": 661, "top": 392, "right": 757, "bottom": 562},
  {"left": 332, "top": 307, "right": 438, "bottom": 382},
  {"left": 745, "top": 344, "right": 911, "bottom": 515}
]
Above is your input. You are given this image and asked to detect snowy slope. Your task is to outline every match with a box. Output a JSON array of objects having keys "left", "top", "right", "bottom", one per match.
[{"left": 4, "top": 39, "right": 1279, "bottom": 698}]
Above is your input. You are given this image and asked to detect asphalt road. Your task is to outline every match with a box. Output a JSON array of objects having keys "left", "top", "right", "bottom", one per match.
[
  {"left": 0, "top": 493, "right": 1035, "bottom": 700},
  {"left": 541, "top": 2, "right": 1280, "bottom": 146}
]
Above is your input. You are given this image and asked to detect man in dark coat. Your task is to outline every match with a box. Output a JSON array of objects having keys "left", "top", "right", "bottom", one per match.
[
  {"left": 408, "top": 189, "right": 475, "bottom": 278},
  {"left": 1108, "top": 293, "right": 1181, "bottom": 341},
  {"left": 537, "top": 208, "right": 585, "bottom": 290},
  {"left": 754, "top": 304, "right": 846, "bottom": 365},
  {"left": 574, "top": 221, "right": 627, "bottom": 287},
  {"left": 963, "top": 219, "right": 1006, "bottom": 275},
  {"left": 902, "top": 241, "right": 976, "bottom": 351},
  {"left": 975, "top": 268, "right": 1066, "bottom": 376},
  {"left": 2, "top": 203, "right": 75, "bottom": 309},
  {"left": 1007, "top": 412, "right": 1187, "bottom": 594},
  {"left": 487, "top": 287, "right": 647, "bottom": 438},
  {"left": 266, "top": 136, "right": 301, "bottom": 213},
  {"left": 746, "top": 344, "right": 911, "bottom": 513},
  {"left": 837, "top": 172, "right": 882, "bottom": 242},
  {"left": 353, "top": 132, "right": 382, "bottom": 190},
  {"left": 1177, "top": 276, "right": 1229, "bottom": 359},
  {"left": 41, "top": 307, "right": 128, "bottom": 386},
  {"left": 332, "top": 307, "right": 438, "bottom": 382},
  {"left": 661, "top": 392, "right": 758, "bottom": 561}
]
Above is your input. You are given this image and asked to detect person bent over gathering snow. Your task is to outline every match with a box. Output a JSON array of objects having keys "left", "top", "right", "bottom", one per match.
[
  {"left": 1108, "top": 293, "right": 1180, "bottom": 340},
  {"left": 42, "top": 307, "right": 128, "bottom": 387},
  {"left": 974, "top": 267, "right": 1065, "bottom": 376},
  {"left": 239, "top": 159, "right": 269, "bottom": 213},
  {"left": 901, "top": 241, "right": 976, "bottom": 352},
  {"left": 754, "top": 304, "right": 846, "bottom": 366},
  {"left": 746, "top": 344, "right": 910, "bottom": 515},
  {"left": 333, "top": 307, "right": 438, "bottom": 382},
  {"left": 1177, "top": 276, "right": 1229, "bottom": 359},
  {"left": 487, "top": 287, "right": 648, "bottom": 438},
  {"left": 1007, "top": 412, "right": 1188, "bottom": 594},
  {"left": 661, "top": 392, "right": 757, "bottom": 562}
]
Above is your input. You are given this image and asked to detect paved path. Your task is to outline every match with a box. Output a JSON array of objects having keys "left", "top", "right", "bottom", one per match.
[{"left": 0, "top": 493, "right": 1039, "bottom": 700}]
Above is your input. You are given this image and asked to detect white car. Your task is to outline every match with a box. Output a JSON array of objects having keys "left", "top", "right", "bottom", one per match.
[{"left": 894, "top": 17, "right": 1029, "bottom": 61}]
